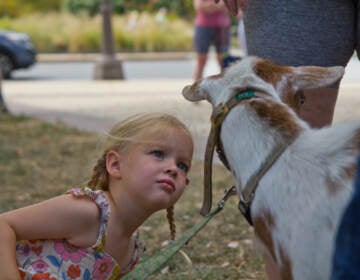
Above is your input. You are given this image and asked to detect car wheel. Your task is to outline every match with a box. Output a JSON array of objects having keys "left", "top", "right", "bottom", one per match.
[{"left": 0, "top": 53, "right": 13, "bottom": 79}]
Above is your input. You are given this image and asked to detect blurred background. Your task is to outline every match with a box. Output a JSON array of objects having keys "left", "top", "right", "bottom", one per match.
[{"left": 0, "top": 0, "right": 196, "bottom": 53}]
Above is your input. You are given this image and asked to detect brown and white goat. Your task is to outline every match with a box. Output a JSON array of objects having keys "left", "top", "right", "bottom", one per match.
[{"left": 182, "top": 56, "right": 360, "bottom": 280}]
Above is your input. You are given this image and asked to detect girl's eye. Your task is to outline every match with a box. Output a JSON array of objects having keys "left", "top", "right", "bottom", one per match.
[
  {"left": 177, "top": 162, "right": 189, "bottom": 173},
  {"left": 150, "top": 150, "right": 164, "bottom": 159}
]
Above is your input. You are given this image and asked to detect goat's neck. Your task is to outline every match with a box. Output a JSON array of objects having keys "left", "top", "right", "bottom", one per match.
[{"left": 220, "top": 99, "right": 305, "bottom": 188}]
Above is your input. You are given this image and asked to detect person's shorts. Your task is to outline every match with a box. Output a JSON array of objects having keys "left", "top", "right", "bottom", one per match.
[{"left": 194, "top": 25, "right": 230, "bottom": 54}]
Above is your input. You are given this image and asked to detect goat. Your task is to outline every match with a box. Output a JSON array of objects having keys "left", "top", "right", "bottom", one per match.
[{"left": 182, "top": 56, "right": 360, "bottom": 280}]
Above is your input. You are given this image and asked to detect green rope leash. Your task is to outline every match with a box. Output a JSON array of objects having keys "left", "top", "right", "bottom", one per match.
[{"left": 123, "top": 186, "right": 236, "bottom": 280}]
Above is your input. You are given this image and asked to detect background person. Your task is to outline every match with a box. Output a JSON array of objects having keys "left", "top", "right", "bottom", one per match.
[
  {"left": 0, "top": 113, "right": 194, "bottom": 279},
  {"left": 193, "top": 0, "right": 231, "bottom": 81}
]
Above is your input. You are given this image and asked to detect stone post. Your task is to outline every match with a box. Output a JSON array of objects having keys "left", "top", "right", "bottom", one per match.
[{"left": 94, "top": 0, "right": 124, "bottom": 79}]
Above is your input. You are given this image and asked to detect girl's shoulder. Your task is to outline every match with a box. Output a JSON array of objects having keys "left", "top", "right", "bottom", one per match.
[
  {"left": 67, "top": 187, "right": 110, "bottom": 251},
  {"left": 67, "top": 187, "right": 109, "bottom": 212}
]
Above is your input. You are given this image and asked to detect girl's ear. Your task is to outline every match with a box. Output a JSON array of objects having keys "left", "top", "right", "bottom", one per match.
[
  {"left": 185, "top": 178, "right": 190, "bottom": 185},
  {"left": 106, "top": 150, "right": 122, "bottom": 179}
]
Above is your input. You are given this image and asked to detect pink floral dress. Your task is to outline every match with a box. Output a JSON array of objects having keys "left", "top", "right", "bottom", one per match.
[{"left": 16, "top": 187, "right": 144, "bottom": 280}]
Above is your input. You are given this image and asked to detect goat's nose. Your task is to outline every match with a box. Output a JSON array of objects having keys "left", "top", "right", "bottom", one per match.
[{"left": 182, "top": 84, "right": 201, "bottom": 101}]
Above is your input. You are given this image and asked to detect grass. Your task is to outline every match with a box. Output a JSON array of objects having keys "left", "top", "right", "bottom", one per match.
[{"left": 0, "top": 113, "right": 266, "bottom": 279}]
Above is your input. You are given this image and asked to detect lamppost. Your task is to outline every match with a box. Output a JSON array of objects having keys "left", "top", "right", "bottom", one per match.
[{"left": 94, "top": 0, "right": 124, "bottom": 79}]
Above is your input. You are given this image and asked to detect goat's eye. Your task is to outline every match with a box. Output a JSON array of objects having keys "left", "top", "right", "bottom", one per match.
[{"left": 299, "top": 93, "right": 306, "bottom": 104}]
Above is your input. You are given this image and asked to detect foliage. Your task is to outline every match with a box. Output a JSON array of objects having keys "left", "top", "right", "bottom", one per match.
[
  {"left": 0, "top": 12, "right": 193, "bottom": 53},
  {"left": 63, "top": 0, "right": 101, "bottom": 16},
  {"left": 0, "top": 0, "right": 62, "bottom": 17},
  {"left": 0, "top": 0, "right": 194, "bottom": 18}
]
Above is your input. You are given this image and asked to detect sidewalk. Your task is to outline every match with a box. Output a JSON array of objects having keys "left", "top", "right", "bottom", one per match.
[
  {"left": 2, "top": 78, "right": 360, "bottom": 161},
  {"left": 2, "top": 79, "right": 212, "bottom": 160}
]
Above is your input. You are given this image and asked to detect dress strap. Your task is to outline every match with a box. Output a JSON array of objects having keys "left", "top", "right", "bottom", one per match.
[{"left": 67, "top": 187, "right": 110, "bottom": 252}]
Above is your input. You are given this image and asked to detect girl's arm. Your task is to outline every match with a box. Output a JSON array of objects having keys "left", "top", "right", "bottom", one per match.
[
  {"left": 0, "top": 222, "right": 20, "bottom": 279},
  {"left": 0, "top": 194, "right": 100, "bottom": 278}
]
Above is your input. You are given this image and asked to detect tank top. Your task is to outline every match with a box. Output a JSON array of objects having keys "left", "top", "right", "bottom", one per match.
[
  {"left": 195, "top": 10, "right": 230, "bottom": 27},
  {"left": 16, "top": 187, "right": 145, "bottom": 280}
]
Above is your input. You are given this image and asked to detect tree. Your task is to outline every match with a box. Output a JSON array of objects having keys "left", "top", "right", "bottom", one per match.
[{"left": 0, "top": 0, "right": 61, "bottom": 17}]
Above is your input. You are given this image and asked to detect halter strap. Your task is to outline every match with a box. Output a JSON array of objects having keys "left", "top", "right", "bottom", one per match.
[
  {"left": 202, "top": 89, "right": 296, "bottom": 226},
  {"left": 202, "top": 90, "right": 256, "bottom": 216}
]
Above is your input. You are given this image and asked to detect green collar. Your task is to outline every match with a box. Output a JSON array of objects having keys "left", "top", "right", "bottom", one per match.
[{"left": 235, "top": 90, "right": 255, "bottom": 101}]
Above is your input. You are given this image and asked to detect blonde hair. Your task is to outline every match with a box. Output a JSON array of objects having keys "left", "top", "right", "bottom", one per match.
[{"left": 87, "top": 113, "right": 193, "bottom": 240}]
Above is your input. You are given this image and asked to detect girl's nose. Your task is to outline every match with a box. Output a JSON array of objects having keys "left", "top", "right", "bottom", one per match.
[{"left": 164, "top": 159, "right": 177, "bottom": 176}]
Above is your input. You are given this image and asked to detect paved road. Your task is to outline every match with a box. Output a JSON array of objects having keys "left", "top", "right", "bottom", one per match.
[{"left": 11, "top": 53, "right": 360, "bottom": 82}]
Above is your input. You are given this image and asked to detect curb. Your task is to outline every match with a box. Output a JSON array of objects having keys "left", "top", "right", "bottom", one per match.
[{"left": 38, "top": 52, "right": 195, "bottom": 63}]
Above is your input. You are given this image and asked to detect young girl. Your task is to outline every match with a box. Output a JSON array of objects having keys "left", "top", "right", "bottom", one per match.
[{"left": 0, "top": 113, "right": 194, "bottom": 279}]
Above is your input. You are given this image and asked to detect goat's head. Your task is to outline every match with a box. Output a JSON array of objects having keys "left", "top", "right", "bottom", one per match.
[
  {"left": 182, "top": 56, "right": 344, "bottom": 113},
  {"left": 182, "top": 56, "right": 345, "bottom": 216}
]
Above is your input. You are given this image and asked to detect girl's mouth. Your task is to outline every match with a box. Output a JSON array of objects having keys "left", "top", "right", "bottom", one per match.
[{"left": 158, "top": 179, "right": 175, "bottom": 193}]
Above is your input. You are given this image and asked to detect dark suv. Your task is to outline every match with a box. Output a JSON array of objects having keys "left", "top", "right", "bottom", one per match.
[{"left": 0, "top": 30, "right": 36, "bottom": 79}]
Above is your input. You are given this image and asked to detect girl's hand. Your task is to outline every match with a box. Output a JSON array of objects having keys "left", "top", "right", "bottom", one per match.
[{"left": 214, "top": 0, "right": 247, "bottom": 16}]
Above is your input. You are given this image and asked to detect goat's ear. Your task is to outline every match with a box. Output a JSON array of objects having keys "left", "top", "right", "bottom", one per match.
[
  {"left": 292, "top": 66, "right": 345, "bottom": 90},
  {"left": 182, "top": 82, "right": 206, "bottom": 102}
]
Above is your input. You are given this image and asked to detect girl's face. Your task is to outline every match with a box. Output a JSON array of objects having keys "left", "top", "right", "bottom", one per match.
[{"left": 117, "top": 127, "right": 193, "bottom": 212}]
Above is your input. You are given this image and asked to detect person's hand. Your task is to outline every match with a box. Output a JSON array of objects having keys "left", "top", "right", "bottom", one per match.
[{"left": 214, "top": 0, "right": 247, "bottom": 16}]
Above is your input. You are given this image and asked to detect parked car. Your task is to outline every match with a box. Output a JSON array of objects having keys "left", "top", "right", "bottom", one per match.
[{"left": 0, "top": 30, "right": 36, "bottom": 79}]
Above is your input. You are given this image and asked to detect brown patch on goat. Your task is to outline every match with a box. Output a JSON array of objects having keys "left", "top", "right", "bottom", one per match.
[
  {"left": 249, "top": 98, "right": 302, "bottom": 141},
  {"left": 286, "top": 91, "right": 306, "bottom": 115},
  {"left": 344, "top": 164, "right": 356, "bottom": 180},
  {"left": 326, "top": 176, "right": 343, "bottom": 197},
  {"left": 326, "top": 163, "right": 355, "bottom": 196},
  {"left": 326, "top": 129, "right": 360, "bottom": 196},
  {"left": 279, "top": 246, "right": 294, "bottom": 280},
  {"left": 254, "top": 59, "right": 292, "bottom": 86},
  {"left": 280, "top": 89, "right": 297, "bottom": 113},
  {"left": 253, "top": 209, "right": 276, "bottom": 261},
  {"left": 254, "top": 59, "right": 304, "bottom": 114}
]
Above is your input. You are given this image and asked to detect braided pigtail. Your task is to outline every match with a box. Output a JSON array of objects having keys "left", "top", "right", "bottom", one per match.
[
  {"left": 166, "top": 206, "right": 176, "bottom": 240},
  {"left": 87, "top": 153, "right": 109, "bottom": 190}
]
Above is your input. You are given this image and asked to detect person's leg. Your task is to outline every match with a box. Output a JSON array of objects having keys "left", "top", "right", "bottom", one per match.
[
  {"left": 194, "top": 25, "right": 211, "bottom": 81},
  {"left": 194, "top": 53, "right": 208, "bottom": 81},
  {"left": 244, "top": 0, "right": 356, "bottom": 128}
]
